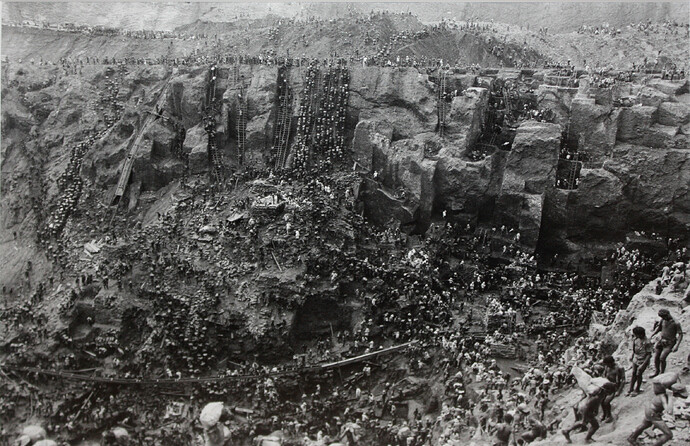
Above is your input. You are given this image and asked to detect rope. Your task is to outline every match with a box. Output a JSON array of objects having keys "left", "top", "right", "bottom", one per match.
[{"left": 2, "top": 342, "right": 414, "bottom": 386}]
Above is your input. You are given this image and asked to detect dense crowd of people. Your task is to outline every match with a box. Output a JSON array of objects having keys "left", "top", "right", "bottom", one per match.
[{"left": 2, "top": 10, "right": 690, "bottom": 446}]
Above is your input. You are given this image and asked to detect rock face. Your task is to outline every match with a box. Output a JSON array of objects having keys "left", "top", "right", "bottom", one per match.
[
  {"left": 569, "top": 97, "right": 619, "bottom": 159},
  {"left": 5, "top": 62, "right": 689, "bottom": 257},
  {"left": 495, "top": 122, "right": 560, "bottom": 251},
  {"left": 442, "top": 87, "right": 489, "bottom": 156},
  {"left": 616, "top": 105, "right": 656, "bottom": 145},
  {"left": 604, "top": 145, "right": 690, "bottom": 233},
  {"left": 351, "top": 120, "right": 394, "bottom": 171},
  {"left": 183, "top": 123, "right": 209, "bottom": 174}
]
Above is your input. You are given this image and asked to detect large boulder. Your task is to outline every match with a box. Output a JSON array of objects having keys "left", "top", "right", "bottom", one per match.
[
  {"left": 442, "top": 87, "right": 489, "bottom": 156},
  {"left": 351, "top": 119, "right": 393, "bottom": 171},
  {"left": 616, "top": 105, "right": 656, "bottom": 144},
  {"left": 657, "top": 102, "right": 690, "bottom": 127},
  {"left": 500, "top": 121, "right": 560, "bottom": 195},
  {"left": 183, "top": 123, "right": 209, "bottom": 174},
  {"left": 569, "top": 97, "right": 619, "bottom": 158}
]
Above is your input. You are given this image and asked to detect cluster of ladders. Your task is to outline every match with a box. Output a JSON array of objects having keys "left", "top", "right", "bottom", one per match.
[
  {"left": 312, "top": 63, "right": 349, "bottom": 164},
  {"left": 272, "top": 65, "right": 293, "bottom": 170},
  {"left": 111, "top": 69, "right": 175, "bottom": 208},
  {"left": 291, "top": 62, "right": 321, "bottom": 171},
  {"left": 437, "top": 69, "right": 448, "bottom": 137},
  {"left": 236, "top": 68, "right": 248, "bottom": 165}
]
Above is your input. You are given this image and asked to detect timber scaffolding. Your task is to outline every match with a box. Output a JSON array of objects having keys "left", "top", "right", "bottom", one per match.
[
  {"left": 437, "top": 69, "right": 448, "bottom": 137},
  {"left": 207, "top": 65, "right": 225, "bottom": 183},
  {"left": 110, "top": 70, "right": 174, "bottom": 207},
  {"left": 272, "top": 65, "right": 293, "bottom": 170}
]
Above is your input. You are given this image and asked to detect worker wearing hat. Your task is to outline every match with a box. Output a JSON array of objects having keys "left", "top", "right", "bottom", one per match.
[{"left": 650, "top": 309, "right": 683, "bottom": 377}]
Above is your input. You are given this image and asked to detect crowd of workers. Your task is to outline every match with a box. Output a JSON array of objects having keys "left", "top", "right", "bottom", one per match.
[{"left": 2, "top": 9, "right": 690, "bottom": 446}]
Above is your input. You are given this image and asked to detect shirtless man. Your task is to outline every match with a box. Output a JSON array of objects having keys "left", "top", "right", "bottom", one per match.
[
  {"left": 562, "top": 384, "right": 614, "bottom": 444},
  {"left": 650, "top": 309, "right": 683, "bottom": 377},
  {"left": 601, "top": 356, "right": 626, "bottom": 422},
  {"left": 628, "top": 383, "right": 688, "bottom": 446},
  {"left": 494, "top": 412, "right": 514, "bottom": 446}
]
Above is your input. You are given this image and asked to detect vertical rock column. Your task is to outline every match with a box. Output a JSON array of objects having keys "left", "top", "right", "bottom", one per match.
[{"left": 495, "top": 121, "right": 560, "bottom": 252}]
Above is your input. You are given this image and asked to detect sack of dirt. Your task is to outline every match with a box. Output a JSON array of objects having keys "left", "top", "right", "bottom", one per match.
[
  {"left": 652, "top": 372, "right": 679, "bottom": 393},
  {"left": 21, "top": 425, "right": 46, "bottom": 443},
  {"left": 200, "top": 402, "right": 225, "bottom": 428},
  {"left": 586, "top": 377, "right": 614, "bottom": 396},
  {"left": 571, "top": 366, "right": 592, "bottom": 392}
]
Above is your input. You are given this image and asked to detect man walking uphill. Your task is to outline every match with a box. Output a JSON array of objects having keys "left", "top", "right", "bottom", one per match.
[
  {"left": 601, "top": 355, "right": 625, "bottom": 423},
  {"left": 650, "top": 309, "right": 683, "bottom": 377}
]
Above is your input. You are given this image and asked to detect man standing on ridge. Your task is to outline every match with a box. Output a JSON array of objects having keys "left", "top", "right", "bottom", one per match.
[{"left": 650, "top": 309, "right": 683, "bottom": 377}]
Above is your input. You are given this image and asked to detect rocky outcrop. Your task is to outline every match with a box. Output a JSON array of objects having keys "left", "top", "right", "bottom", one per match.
[
  {"left": 351, "top": 119, "right": 394, "bottom": 171},
  {"left": 500, "top": 122, "right": 560, "bottom": 195},
  {"left": 435, "top": 154, "right": 498, "bottom": 216},
  {"left": 441, "top": 87, "right": 489, "bottom": 156},
  {"left": 646, "top": 78, "right": 689, "bottom": 96},
  {"left": 7, "top": 61, "right": 689, "bottom": 256},
  {"left": 658, "top": 102, "right": 690, "bottom": 128},
  {"left": 616, "top": 105, "right": 656, "bottom": 144},
  {"left": 183, "top": 123, "right": 209, "bottom": 175},
  {"left": 604, "top": 144, "right": 690, "bottom": 232},
  {"left": 495, "top": 122, "right": 560, "bottom": 251},
  {"left": 569, "top": 97, "right": 619, "bottom": 158}
]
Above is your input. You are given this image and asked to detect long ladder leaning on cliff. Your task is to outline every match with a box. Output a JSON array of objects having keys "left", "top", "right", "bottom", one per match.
[
  {"left": 566, "top": 153, "right": 581, "bottom": 190},
  {"left": 438, "top": 69, "right": 448, "bottom": 137},
  {"left": 110, "top": 70, "right": 175, "bottom": 210},
  {"left": 273, "top": 67, "right": 293, "bottom": 170},
  {"left": 232, "top": 64, "right": 240, "bottom": 87},
  {"left": 236, "top": 80, "right": 248, "bottom": 165},
  {"left": 207, "top": 65, "right": 225, "bottom": 184}
]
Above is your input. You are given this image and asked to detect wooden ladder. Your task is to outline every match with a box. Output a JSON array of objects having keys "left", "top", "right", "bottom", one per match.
[
  {"left": 438, "top": 70, "right": 447, "bottom": 137},
  {"left": 236, "top": 85, "right": 247, "bottom": 164}
]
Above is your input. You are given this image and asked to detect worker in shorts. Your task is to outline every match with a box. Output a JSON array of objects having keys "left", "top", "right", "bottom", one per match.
[
  {"left": 562, "top": 383, "right": 614, "bottom": 444},
  {"left": 627, "top": 383, "right": 688, "bottom": 446},
  {"left": 650, "top": 309, "right": 683, "bottom": 377},
  {"left": 601, "top": 355, "right": 625, "bottom": 422}
]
